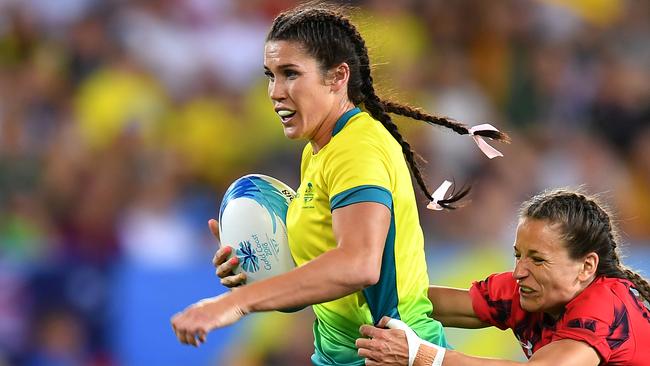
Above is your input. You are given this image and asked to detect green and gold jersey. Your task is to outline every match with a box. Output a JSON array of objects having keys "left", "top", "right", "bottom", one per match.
[{"left": 286, "top": 108, "right": 448, "bottom": 365}]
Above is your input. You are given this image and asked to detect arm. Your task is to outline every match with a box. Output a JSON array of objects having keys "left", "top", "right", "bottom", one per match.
[
  {"left": 358, "top": 318, "right": 600, "bottom": 366},
  {"left": 172, "top": 201, "right": 390, "bottom": 345},
  {"left": 415, "top": 339, "right": 599, "bottom": 366},
  {"left": 235, "top": 201, "right": 389, "bottom": 310},
  {"left": 428, "top": 286, "right": 489, "bottom": 328}
]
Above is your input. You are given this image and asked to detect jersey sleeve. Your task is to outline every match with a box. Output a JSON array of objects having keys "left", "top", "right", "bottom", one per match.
[
  {"left": 469, "top": 272, "right": 518, "bottom": 330},
  {"left": 551, "top": 289, "right": 624, "bottom": 363},
  {"left": 324, "top": 138, "right": 393, "bottom": 211}
]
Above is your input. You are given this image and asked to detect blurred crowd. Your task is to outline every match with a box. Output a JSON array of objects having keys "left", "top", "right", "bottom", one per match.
[{"left": 0, "top": 0, "right": 648, "bottom": 365}]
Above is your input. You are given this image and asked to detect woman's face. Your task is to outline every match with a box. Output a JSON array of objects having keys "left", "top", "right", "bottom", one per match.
[
  {"left": 264, "top": 40, "right": 340, "bottom": 141},
  {"left": 513, "top": 218, "right": 587, "bottom": 316}
]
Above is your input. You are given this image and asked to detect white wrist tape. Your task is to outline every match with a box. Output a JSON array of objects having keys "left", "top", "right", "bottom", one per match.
[{"left": 386, "top": 318, "right": 446, "bottom": 366}]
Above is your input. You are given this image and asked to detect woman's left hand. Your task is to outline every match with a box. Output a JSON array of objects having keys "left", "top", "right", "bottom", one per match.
[{"left": 170, "top": 293, "right": 247, "bottom": 346}]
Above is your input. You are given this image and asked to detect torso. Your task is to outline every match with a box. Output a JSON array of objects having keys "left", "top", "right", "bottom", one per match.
[
  {"left": 470, "top": 272, "right": 650, "bottom": 365},
  {"left": 286, "top": 108, "right": 446, "bottom": 365}
]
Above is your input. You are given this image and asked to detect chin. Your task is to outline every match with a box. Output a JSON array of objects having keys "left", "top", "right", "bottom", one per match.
[
  {"left": 282, "top": 127, "right": 300, "bottom": 140},
  {"left": 519, "top": 297, "right": 542, "bottom": 313}
]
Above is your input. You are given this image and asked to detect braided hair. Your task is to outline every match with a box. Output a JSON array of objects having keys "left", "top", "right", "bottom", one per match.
[
  {"left": 521, "top": 189, "right": 650, "bottom": 303},
  {"left": 266, "top": 3, "right": 509, "bottom": 208}
]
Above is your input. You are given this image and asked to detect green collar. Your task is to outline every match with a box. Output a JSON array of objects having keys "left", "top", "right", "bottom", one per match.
[{"left": 332, "top": 107, "right": 361, "bottom": 137}]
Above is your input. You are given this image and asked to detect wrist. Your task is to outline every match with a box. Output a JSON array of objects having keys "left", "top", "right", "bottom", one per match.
[{"left": 414, "top": 344, "right": 437, "bottom": 366}]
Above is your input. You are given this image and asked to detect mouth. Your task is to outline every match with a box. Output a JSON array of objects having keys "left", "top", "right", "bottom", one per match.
[
  {"left": 519, "top": 285, "right": 537, "bottom": 297},
  {"left": 276, "top": 109, "right": 296, "bottom": 124}
]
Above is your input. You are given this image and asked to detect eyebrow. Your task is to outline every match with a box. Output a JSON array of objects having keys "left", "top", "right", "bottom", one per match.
[
  {"left": 264, "top": 63, "right": 300, "bottom": 71},
  {"left": 513, "top": 245, "right": 546, "bottom": 256}
]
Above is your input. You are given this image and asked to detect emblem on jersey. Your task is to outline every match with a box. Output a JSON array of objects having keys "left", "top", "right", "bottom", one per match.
[
  {"left": 303, "top": 182, "right": 315, "bottom": 203},
  {"left": 236, "top": 240, "right": 259, "bottom": 272}
]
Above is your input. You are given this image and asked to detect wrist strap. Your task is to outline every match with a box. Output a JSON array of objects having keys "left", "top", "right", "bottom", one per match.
[{"left": 386, "top": 319, "right": 446, "bottom": 366}]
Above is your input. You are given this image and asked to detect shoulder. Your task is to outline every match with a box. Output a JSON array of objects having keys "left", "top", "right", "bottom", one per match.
[
  {"left": 553, "top": 277, "right": 636, "bottom": 363},
  {"left": 470, "top": 272, "right": 518, "bottom": 300},
  {"left": 469, "top": 272, "right": 519, "bottom": 330},
  {"left": 332, "top": 112, "right": 395, "bottom": 150}
]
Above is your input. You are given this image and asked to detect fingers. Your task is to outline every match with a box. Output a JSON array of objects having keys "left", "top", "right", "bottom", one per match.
[
  {"left": 355, "top": 337, "right": 373, "bottom": 350},
  {"left": 208, "top": 219, "right": 220, "bottom": 241},
  {"left": 213, "top": 246, "right": 232, "bottom": 267},
  {"left": 377, "top": 316, "right": 392, "bottom": 328},
  {"left": 171, "top": 318, "right": 206, "bottom": 347},
  {"left": 220, "top": 272, "right": 247, "bottom": 287},
  {"left": 357, "top": 342, "right": 380, "bottom": 365},
  {"left": 216, "top": 256, "right": 237, "bottom": 278},
  {"left": 359, "top": 324, "right": 385, "bottom": 339}
]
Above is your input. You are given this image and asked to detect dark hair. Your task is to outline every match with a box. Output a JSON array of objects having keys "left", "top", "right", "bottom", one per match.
[
  {"left": 266, "top": 3, "right": 509, "bottom": 209},
  {"left": 521, "top": 189, "right": 650, "bottom": 303}
]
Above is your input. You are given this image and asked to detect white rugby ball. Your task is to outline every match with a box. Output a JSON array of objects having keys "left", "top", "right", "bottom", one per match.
[{"left": 218, "top": 174, "right": 296, "bottom": 284}]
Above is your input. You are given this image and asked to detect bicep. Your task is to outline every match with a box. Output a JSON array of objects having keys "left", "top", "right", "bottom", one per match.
[
  {"left": 528, "top": 339, "right": 600, "bottom": 366},
  {"left": 331, "top": 202, "right": 391, "bottom": 283},
  {"left": 429, "top": 286, "right": 489, "bottom": 328}
]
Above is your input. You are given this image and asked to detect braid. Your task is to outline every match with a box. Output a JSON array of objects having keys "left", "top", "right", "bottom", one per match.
[
  {"left": 382, "top": 101, "right": 510, "bottom": 142},
  {"left": 335, "top": 15, "right": 470, "bottom": 207},
  {"left": 623, "top": 269, "right": 650, "bottom": 304}
]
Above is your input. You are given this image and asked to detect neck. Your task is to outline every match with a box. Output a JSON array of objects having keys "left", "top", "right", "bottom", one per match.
[{"left": 310, "top": 99, "right": 355, "bottom": 153}]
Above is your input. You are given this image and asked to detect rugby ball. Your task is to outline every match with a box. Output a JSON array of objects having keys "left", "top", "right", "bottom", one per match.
[{"left": 218, "top": 174, "right": 296, "bottom": 284}]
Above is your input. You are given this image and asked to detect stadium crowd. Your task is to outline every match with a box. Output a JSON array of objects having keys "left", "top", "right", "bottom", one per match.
[{"left": 0, "top": 0, "right": 648, "bottom": 365}]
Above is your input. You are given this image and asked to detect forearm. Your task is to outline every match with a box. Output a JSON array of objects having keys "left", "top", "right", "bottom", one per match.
[
  {"left": 231, "top": 246, "right": 375, "bottom": 313},
  {"left": 429, "top": 286, "right": 488, "bottom": 328},
  {"left": 416, "top": 346, "right": 524, "bottom": 366}
]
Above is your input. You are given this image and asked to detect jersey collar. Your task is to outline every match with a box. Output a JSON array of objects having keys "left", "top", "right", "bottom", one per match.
[{"left": 332, "top": 107, "right": 362, "bottom": 137}]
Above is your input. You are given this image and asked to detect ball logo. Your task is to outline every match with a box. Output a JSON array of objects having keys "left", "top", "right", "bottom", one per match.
[{"left": 236, "top": 241, "right": 259, "bottom": 273}]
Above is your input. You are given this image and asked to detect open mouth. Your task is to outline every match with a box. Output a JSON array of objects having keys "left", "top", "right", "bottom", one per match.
[
  {"left": 519, "top": 286, "right": 536, "bottom": 296},
  {"left": 277, "top": 109, "right": 296, "bottom": 123}
]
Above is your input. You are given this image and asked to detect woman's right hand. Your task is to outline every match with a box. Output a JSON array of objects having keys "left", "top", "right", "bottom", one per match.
[{"left": 209, "top": 219, "right": 247, "bottom": 288}]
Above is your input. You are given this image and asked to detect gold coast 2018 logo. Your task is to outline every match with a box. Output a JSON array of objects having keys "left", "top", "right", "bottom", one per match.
[{"left": 299, "top": 182, "right": 315, "bottom": 208}]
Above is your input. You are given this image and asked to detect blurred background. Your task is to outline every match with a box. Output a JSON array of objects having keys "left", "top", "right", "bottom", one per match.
[{"left": 0, "top": 0, "right": 648, "bottom": 365}]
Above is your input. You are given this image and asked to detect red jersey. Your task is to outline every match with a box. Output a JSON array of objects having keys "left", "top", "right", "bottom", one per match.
[{"left": 469, "top": 272, "right": 650, "bottom": 365}]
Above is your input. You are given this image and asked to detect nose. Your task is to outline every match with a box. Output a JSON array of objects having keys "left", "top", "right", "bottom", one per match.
[
  {"left": 268, "top": 79, "right": 286, "bottom": 102},
  {"left": 512, "top": 259, "right": 529, "bottom": 280}
]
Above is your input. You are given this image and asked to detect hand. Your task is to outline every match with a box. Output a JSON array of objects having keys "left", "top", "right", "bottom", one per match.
[
  {"left": 356, "top": 317, "right": 409, "bottom": 366},
  {"left": 170, "top": 293, "right": 247, "bottom": 346},
  {"left": 209, "top": 219, "right": 247, "bottom": 287}
]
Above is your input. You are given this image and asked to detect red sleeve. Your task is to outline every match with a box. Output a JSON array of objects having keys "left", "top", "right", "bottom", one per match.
[
  {"left": 551, "top": 288, "right": 621, "bottom": 363},
  {"left": 469, "top": 272, "right": 518, "bottom": 330}
]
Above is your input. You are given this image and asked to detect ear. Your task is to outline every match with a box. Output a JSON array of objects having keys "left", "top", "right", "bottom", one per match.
[
  {"left": 328, "top": 62, "right": 350, "bottom": 93},
  {"left": 578, "top": 252, "right": 599, "bottom": 281}
]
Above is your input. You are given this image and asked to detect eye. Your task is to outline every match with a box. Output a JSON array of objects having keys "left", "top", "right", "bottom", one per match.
[
  {"left": 264, "top": 70, "right": 274, "bottom": 81},
  {"left": 531, "top": 257, "right": 545, "bottom": 265},
  {"left": 284, "top": 69, "right": 299, "bottom": 79},
  {"left": 513, "top": 252, "right": 521, "bottom": 260}
]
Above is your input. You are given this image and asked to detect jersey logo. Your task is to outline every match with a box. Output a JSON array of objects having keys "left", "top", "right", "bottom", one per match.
[
  {"left": 303, "top": 182, "right": 315, "bottom": 203},
  {"left": 301, "top": 182, "right": 315, "bottom": 208}
]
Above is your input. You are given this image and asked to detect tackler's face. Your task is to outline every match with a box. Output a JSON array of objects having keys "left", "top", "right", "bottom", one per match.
[
  {"left": 264, "top": 40, "right": 338, "bottom": 141},
  {"left": 512, "top": 218, "right": 586, "bottom": 316}
]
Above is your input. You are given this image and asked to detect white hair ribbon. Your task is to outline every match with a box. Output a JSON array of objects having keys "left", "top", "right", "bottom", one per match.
[
  {"left": 469, "top": 123, "right": 504, "bottom": 159},
  {"left": 386, "top": 318, "right": 446, "bottom": 366},
  {"left": 426, "top": 180, "right": 453, "bottom": 211}
]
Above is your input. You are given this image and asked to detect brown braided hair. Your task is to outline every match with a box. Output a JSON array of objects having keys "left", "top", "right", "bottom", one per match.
[
  {"left": 521, "top": 189, "right": 650, "bottom": 303},
  {"left": 266, "top": 3, "right": 509, "bottom": 208}
]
